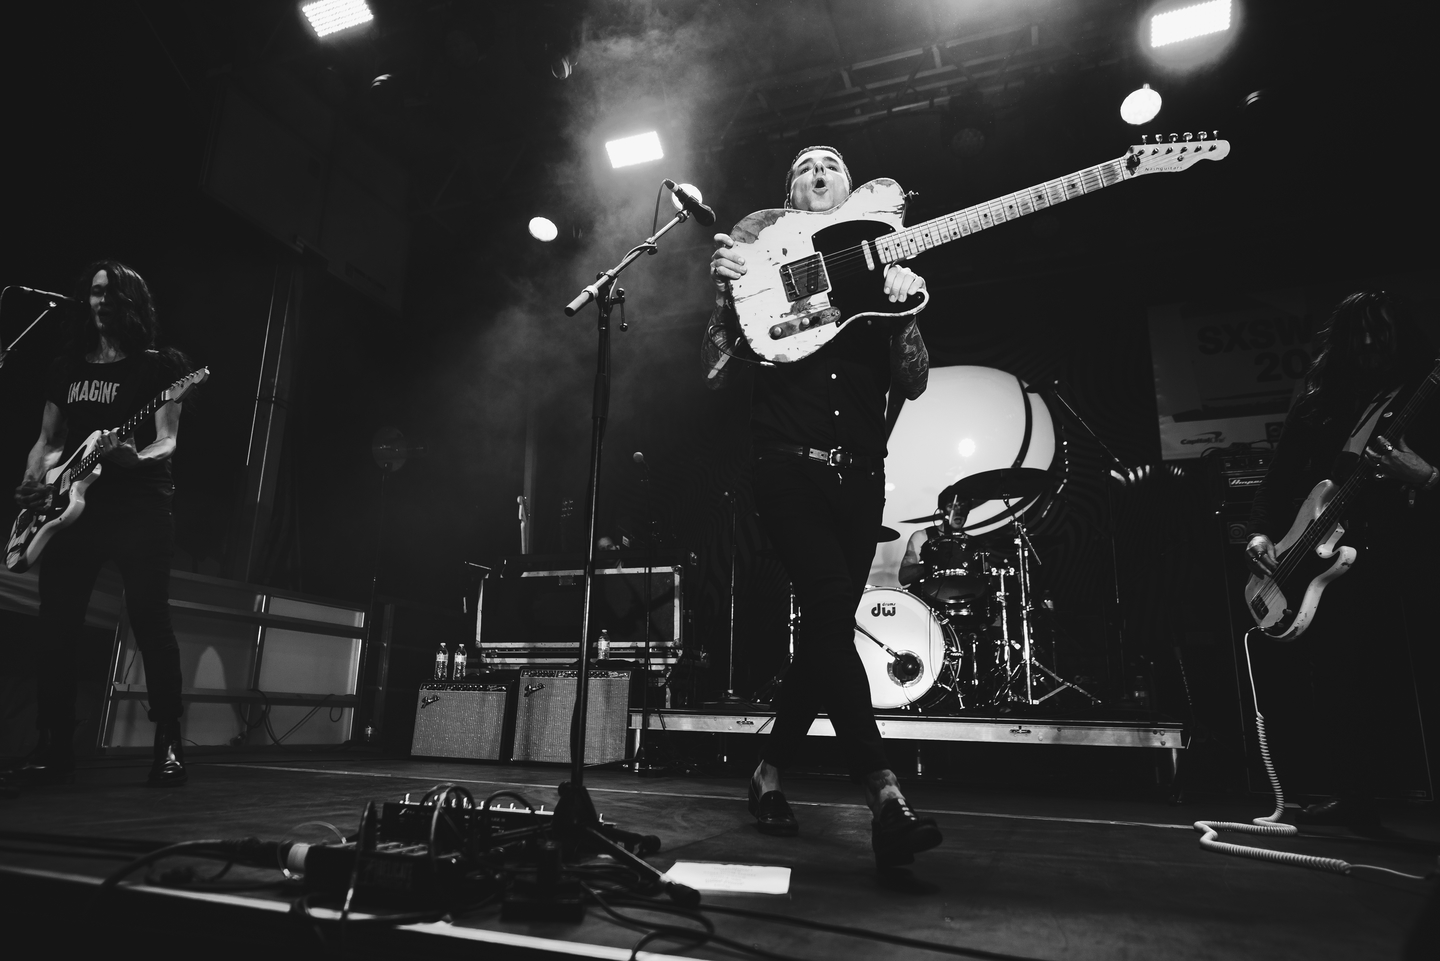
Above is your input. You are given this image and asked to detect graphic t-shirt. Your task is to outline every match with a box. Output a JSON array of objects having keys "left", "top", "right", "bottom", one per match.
[{"left": 44, "top": 350, "right": 175, "bottom": 499}]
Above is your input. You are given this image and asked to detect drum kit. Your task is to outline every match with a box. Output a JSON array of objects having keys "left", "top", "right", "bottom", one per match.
[{"left": 852, "top": 467, "right": 1100, "bottom": 713}]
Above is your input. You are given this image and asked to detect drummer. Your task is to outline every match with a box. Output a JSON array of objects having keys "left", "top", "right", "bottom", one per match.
[{"left": 898, "top": 491, "right": 968, "bottom": 588}]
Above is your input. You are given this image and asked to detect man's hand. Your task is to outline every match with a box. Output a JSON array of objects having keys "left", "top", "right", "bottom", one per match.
[
  {"left": 1363, "top": 435, "right": 1435, "bottom": 486},
  {"left": 710, "top": 234, "right": 746, "bottom": 291},
  {"left": 97, "top": 429, "right": 142, "bottom": 467},
  {"left": 1245, "top": 534, "right": 1278, "bottom": 577},
  {"left": 14, "top": 477, "right": 53, "bottom": 510},
  {"left": 884, "top": 264, "right": 925, "bottom": 304}
]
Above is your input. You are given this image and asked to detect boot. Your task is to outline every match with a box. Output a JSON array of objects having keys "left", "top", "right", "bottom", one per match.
[
  {"left": 147, "top": 719, "right": 188, "bottom": 787},
  {"left": 2, "top": 728, "right": 76, "bottom": 788}
]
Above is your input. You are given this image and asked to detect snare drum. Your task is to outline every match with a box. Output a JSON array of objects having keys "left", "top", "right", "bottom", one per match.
[
  {"left": 854, "top": 587, "right": 961, "bottom": 710},
  {"left": 917, "top": 534, "right": 990, "bottom": 619}
]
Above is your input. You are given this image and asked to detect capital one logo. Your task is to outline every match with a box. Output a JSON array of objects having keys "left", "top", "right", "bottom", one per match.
[{"left": 870, "top": 602, "right": 897, "bottom": 617}]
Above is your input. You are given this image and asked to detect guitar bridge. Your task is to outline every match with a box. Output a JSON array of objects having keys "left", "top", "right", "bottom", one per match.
[{"left": 779, "top": 254, "right": 830, "bottom": 302}]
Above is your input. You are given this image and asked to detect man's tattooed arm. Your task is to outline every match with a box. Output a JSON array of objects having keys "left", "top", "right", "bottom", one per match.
[
  {"left": 890, "top": 318, "right": 929, "bottom": 400},
  {"left": 701, "top": 295, "right": 739, "bottom": 390}
]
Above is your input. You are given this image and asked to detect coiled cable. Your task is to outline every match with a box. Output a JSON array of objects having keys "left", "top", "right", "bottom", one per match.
[{"left": 1194, "top": 629, "right": 1425, "bottom": 879}]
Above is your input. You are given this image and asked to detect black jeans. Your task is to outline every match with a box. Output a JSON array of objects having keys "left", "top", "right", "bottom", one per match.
[
  {"left": 36, "top": 488, "right": 181, "bottom": 731},
  {"left": 753, "top": 453, "right": 888, "bottom": 780}
]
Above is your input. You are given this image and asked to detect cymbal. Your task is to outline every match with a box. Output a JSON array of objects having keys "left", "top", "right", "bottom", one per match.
[
  {"left": 877, "top": 525, "right": 901, "bottom": 543},
  {"left": 900, "top": 468, "right": 1054, "bottom": 524},
  {"left": 941, "top": 468, "right": 1053, "bottom": 505}
]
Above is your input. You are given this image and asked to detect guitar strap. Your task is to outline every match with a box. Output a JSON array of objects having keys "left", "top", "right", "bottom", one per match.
[{"left": 1341, "top": 385, "right": 1403, "bottom": 457}]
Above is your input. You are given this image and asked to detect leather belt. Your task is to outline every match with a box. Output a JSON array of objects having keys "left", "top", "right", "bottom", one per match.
[{"left": 758, "top": 442, "right": 880, "bottom": 470}]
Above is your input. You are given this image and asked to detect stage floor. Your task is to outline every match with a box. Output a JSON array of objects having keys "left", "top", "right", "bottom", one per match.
[{"left": 1, "top": 754, "right": 1436, "bottom": 960}]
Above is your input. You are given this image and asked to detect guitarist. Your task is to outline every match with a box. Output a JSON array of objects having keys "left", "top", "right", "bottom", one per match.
[
  {"left": 5, "top": 261, "right": 190, "bottom": 791},
  {"left": 1245, "top": 291, "right": 1440, "bottom": 828},
  {"left": 702, "top": 146, "right": 943, "bottom": 869}
]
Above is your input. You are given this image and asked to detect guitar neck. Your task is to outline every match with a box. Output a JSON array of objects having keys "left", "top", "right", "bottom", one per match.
[
  {"left": 69, "top": 390, "right": 171, "bottom": 483},
  {"left": 1295, "top": 356, "right": 1440, "bottom": 546},
  {"left": 873, "top": 156, "right": 1130, "bottom": 264}
]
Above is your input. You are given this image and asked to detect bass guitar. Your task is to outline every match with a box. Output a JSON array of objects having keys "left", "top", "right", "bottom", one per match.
[
  {"left": 729, "top": 133, "right": 1230, "bottom": 364},
  {"left": 1244, "top": 357, "right": 1440, "bottom": 638},
  {"left": 5, "top": 367, "right": 209, "bottom": 573}
]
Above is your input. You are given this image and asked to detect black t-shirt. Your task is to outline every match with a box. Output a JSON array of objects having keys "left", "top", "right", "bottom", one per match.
[
  {"left": 44, "top": 350, "right": 174, "bottom": 498},
  {"left": 750, "top": 318, "right": 894, "bottom": 458}
]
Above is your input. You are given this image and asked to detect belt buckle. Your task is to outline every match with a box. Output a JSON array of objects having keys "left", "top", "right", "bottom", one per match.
[{"left": 826, "top": 448, "right": 851, "bottom": 467}]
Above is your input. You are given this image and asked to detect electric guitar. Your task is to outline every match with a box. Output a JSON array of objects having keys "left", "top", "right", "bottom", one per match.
[
  {"left": 729, "top": 133, "right": 1230, "bottom": 364},
  {"left": 5, "top": 367, "right": 209, "bottom": 573},
  {"left": 1244, "top": 358, "right": 1440, "bottom": 639}
]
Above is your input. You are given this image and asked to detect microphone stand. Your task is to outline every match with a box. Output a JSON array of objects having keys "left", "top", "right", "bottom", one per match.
[
  {"left": 552, "top": 208, "right": 700, "bottom": 908},
  {"left": 1045, "top": 379, "right": 1132, "bottom": 709},
  {"left": 0, "top": 288, "right": 66, "bottom": 371}
]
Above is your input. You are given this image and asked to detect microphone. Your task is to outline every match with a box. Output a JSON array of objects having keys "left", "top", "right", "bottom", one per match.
[
  {"left": 662, "top": 180, "right": 716, "bottom": 227},
  {"left": 9, "top": 286, "right": 77, "bottom": 304}
]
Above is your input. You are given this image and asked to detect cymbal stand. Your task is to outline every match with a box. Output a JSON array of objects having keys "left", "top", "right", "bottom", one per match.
[{"left": 998, "top": 504, "right": 1101, "bottom": 707}]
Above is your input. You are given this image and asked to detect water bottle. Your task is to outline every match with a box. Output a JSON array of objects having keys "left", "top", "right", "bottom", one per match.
[
  {"left": 596, "top": 629, "right": 611, "bottom": 662},
  {"left": 434, "top": 643, "right": 449, "bottom": 680},
  {"left": 452, "top": 645, "right": 468, "bottom": 680}
]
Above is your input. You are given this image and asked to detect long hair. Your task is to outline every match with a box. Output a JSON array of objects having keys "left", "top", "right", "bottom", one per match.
[
  {"left": 1296, "top": 291, "right": 1433, "bottom": 425},
  {"left": 65, "top": 259, "right": 189, "bottom": 377}
]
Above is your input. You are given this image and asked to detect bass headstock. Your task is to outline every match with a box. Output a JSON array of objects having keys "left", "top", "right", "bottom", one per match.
[{"left": 1126, "top": 131, "right": 1230, "bottom": 176}]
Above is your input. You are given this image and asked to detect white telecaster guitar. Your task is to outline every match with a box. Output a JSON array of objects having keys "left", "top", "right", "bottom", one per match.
[
  {"left": 5, "top": 367, "right": 209, "bottom": 573},
  {"left": 728, "top": 133, "right": 1230, "bottom": 364}
]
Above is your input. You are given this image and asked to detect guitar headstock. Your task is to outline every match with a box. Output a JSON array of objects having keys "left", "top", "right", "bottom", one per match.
[
  {"left": 1125, "top": 132, "right": 1230, "bottom": 176},
  {"left": 165, "top": 367, "right": 210, "bottom": 404}
]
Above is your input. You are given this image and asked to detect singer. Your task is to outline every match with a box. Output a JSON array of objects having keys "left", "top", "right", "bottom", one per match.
[
  {"left": 5, "top": 261, "right": 191, "bottom": 792},
  {"left": 700, "top": 145, "right": 940, "bottom": 869}
]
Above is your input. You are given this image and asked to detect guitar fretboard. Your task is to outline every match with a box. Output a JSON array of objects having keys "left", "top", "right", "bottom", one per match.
[
  {"left": 69, "top": 387, "right": 177, "bottom": 484},
  {"left": 873, "top": 158, "right": 1130, "bottom": 264}
]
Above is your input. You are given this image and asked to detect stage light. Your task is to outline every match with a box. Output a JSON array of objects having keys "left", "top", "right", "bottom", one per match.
[
  {"left": 605, "top": 131, "right": 663, "bottom": 169},
  {"left": 302, "top": 0, "right": 373, "bottom": 39},
  {"left": 528, "top": 217, "right": 558, "bottom": 242},
  {"left": 1151, "top": 0, "right": 1230, "bottom": 48},
  {"left": 958, "top": 438, "right": 976, "bottom": 457},
  {"left": 1120, "top": 84, "right": 1163, "bottom": 125}
]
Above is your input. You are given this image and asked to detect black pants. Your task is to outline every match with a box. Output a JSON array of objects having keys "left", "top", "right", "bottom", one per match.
[
  {"left": 36, "top": 489, "right": 181, "bottom": 731},
  {"left": 753, "top": 453, "right": 888, "bottom": 780}
]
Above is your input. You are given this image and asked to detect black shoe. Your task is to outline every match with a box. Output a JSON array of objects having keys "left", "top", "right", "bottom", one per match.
[
  {"left": 872, "top": 797, "right": 942, "bottom": 868},
  {"left": 148, "top": 720, "right": 188, "bottom": 787},
  {"left": 1297, "top": 798, "right": 1380, "bottom": 830},
  {"left": 747, "top": 781, "right": 799, "bottom": 836},
  {"left": 3, "top": 729, "right": 75, "bottom": 788}
]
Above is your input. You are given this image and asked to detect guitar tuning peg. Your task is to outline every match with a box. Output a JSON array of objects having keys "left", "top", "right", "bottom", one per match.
[
  {"left": 1168, "top": 132, "right": 1179, "bottom": 143},
  {"left": 1183, "top": 132, "right": 1193, "bottom": 142},
  {"left": 1211, "top": 129, "right": 1219, "bottom": 139},
  {"left": 1198, "top": 131, "right": 1208, "bottom": 141},
  {"left": 1140, "top": 135, "right": 1149, "bottom": 144}
]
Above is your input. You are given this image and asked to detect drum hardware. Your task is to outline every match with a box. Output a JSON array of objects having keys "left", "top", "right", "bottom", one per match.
[
  {"left": 989, "top": 497, "right": 1101, "bottom": 708},
  {"left": 877, "top": 525, "right": 901, "bottom": 543}
]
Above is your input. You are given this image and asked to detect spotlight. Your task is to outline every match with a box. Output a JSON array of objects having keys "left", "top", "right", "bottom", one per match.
[
  {"left": 302, "top": 0, "right": 373, "bottom": 39},
  {"left": 528, "top": 217, "right": 559, "bottom": 242},
  {"left": 605, "top": 131, "right": 663, "bottom": 170},
  {"left": 1120, "top": 84, "right": 1163, "bottom": 125},
  {"left": 1150, "top": 0, "right": 1231, "bottom": 48}
]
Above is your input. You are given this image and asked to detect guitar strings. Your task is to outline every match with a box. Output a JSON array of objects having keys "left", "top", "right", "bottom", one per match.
[{"left": 810, "top": 161, "right": 1128, "bottom": 282}]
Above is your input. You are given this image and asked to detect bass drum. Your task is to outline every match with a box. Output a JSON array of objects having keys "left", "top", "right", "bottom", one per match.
[{"left": 853, "top": 587, "right": 959, "bottom": 710}]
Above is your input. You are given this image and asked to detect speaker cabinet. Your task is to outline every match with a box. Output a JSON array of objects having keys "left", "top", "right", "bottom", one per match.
[
  {"left": 512, "top": 670, "right": 631, "bottom": 765},
  {"left": 410, "top": 683, "right": 509, "bottom": 760}
]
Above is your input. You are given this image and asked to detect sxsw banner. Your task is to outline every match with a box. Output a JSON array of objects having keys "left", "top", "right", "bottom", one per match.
[{"left": 1150, "top": 292, "right": 1312, "bottom": 460}]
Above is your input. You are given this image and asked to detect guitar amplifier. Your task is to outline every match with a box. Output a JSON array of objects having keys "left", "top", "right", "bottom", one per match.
[
  {"left": 410, "top": 683, "right": 510, "bottom": 760},
  {"left": 1204, "top": 445, "right": 1274, "bottom": 543},
  {"left": 512, "top": 670, "right": 631, "bottom": 765}
]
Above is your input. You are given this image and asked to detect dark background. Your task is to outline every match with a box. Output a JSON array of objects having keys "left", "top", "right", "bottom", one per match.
[{"left": 1, "top": 0, "right": 1435, "bottom": 793}]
